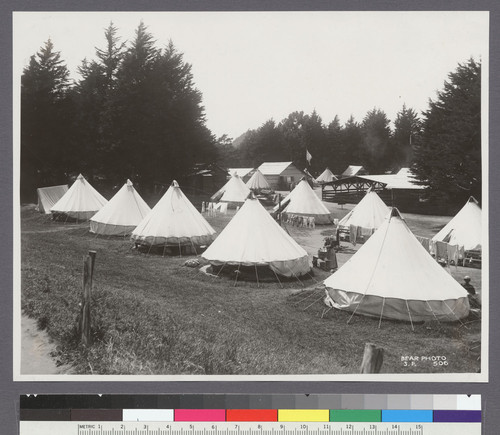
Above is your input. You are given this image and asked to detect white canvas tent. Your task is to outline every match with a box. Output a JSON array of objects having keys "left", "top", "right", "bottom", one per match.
[
  {"left": 50, "top": 174, "right": 107, "bottom": 221},
  {"left": 315, "top": 168, "right": 337, "bottom": 184},
  {"left": 131, "top": 180, "right": 216, "bottom": 250},
  {"left": 36, "top": 184, "right": 68, "bottom": 214},
  {"left": 337, "top": 190, "right": 390, "bottom": 235},
  {"left": 202, "top": 196, "right": 311, "bottom": 279},
  {"left": 275, "top": 179, "right": 332, "bottom": 224},
  {"left": 246, "top": 169, "right": 271, "bottom": 191},
  {"left": 432, "top": 197, "right": 482, "bottom": 251},
  {"left": 90, "top": 180, "right": 151, "bottom": 236},
  {"left": 210, "top": 173, "right": 251, "bottom": 206},
  {"left": 324, "top": 208, "right": 470, "bottom": 324}
]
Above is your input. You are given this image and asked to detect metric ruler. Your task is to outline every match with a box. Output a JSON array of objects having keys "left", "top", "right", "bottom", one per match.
[
  {"left": 19, "top": 421, "right": 480, "bottom": 435},
  {"left": 18, "top": 395, "right": 482, "bottom": 435}
]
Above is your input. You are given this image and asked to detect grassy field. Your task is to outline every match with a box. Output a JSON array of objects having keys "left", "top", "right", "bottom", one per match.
[{"left": 20, "top": 200, "right": 482, "bottom": 375}]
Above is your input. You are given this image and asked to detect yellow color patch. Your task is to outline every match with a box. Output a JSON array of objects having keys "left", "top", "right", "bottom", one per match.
[{"left": 278, "top": 409, "right": 330, "bottom": 422}]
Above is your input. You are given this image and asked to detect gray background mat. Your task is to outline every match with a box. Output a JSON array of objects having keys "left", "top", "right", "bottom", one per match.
[{"left": 2, "top": 0, "right": 498, "bottom": 434}]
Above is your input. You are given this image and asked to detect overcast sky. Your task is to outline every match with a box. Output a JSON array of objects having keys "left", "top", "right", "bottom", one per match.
[{"left": 13, "top": 11, "right": 488, "bottom": 139}]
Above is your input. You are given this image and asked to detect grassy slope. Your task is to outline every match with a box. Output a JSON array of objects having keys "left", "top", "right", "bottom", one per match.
[{"left": 20, "top": 204, "right": 481, "bottom": 375}]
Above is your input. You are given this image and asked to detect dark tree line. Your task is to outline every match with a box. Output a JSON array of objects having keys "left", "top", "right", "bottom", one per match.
[
  {"left": 21, "top": 25, "right": 481, "bottom": 208},
  {"left": 21, "top": 22, "right": 217, "bottom": 199},
  {"left": 229, "top": 106, "right": 421, "bottom": 177},
  {"left": 224, "top": 58, "right": 481, "bottom": 207}
]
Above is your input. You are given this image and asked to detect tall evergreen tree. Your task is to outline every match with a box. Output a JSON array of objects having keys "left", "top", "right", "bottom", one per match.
[
  {"left": 360, "top": 108, "right": 392, "bottom": 173},
  {"left": 412, "top": 58, "right": 481, "bottom": 205},
  {"left": 72, "top": 23, "right": 126, "bottom": 180},
  {"left": 325, "top": 115, "right": 343, "bottom": 174},
  {"left": 21, "top": 39, "right": 71, "bottom": 198},
  {"left": 340, "top": 115, "right": 363, "bottom": 171},
  {"left": 393, "top": 104, "right": 421, "bottom": 167},
  {"left": 109, "top": 23, "right": 215, "bottom": 189}
]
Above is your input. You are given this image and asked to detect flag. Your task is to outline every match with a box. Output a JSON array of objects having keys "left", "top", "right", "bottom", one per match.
[{"left": 306, "top": 149, "right": 312, "bottom": 164}]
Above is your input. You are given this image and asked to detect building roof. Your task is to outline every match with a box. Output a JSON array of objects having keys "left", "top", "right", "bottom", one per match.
[
  {"left": 258, "top": 161, "right": 295, "bottom": 175},
  {"left": 227, "top": 167, "right": 255, "bottom": 178},
  {"left": 359, "top": 168, "right": 424, "bottom": 190},
  {"left": 342, "top": 165, "right": 365, "bottom": 177}
]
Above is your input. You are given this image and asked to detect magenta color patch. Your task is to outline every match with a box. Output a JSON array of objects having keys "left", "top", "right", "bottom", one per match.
[{"left": 174, "top": 409, "right": 226, "bottom": 421}]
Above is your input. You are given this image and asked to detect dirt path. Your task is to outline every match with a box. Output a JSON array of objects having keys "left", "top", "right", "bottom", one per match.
[{"left": 21, "top": 314, "right": 73, "bottom": 375}]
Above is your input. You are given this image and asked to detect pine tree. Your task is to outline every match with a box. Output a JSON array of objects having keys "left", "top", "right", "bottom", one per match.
[
  {"left": 393, "top": 104, "right": 421, "bottom": 167},
  {"left": 412, "top": 58, "right": 481, "bottom": 205},
  {"left": 21, "top": 39, "right": 71, "bottom": 198},
  {"left": 360, "top": 108, "right": 392, "bottom": 173}
]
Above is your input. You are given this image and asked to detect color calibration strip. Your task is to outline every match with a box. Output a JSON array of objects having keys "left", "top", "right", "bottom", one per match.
[{"left": 19, "top": 394, "right": 481, "bottom": 423}]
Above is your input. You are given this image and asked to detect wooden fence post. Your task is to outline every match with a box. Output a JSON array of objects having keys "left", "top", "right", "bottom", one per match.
[
  {"left": 360, "top": 342, "right": 384, "bottom": 373},
  {"left": 80, "top": 250, "right": 96, "bottom": 347}
]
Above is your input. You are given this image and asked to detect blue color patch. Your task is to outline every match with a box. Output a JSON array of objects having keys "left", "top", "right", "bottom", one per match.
[{"left": 381, "top": 410, "right": 433, "bottom": 422}]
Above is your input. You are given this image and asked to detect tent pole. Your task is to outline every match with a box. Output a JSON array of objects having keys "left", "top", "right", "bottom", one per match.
[
  {"left": 378, "top": 298, "right": 386, "bottom": 329},
  {"left": 190, "top": 239, "right": 198, "bottom": 256},
  {"left": 278, "top": 194, "right": 282, "bottom": 226},
  {"left": 443, "top": 301, "right": 468, "bottom": 329},
  {"left": 233, "top": 263, "right": 241, "bottom": 287},
  {"left": 271, "top": 268, "right": 284, "bottom": 288},
  {"left": 293, "top": 288, "right": 321, "bottom": 305},
  {"left": 162, "top": 241, "right": 167, "bottom": 257},
  {"left": 425, "top": 301, "right": 441, "bottom": 323},
  {"left": 215, "top": 263, "right": 226, "bottom": 277},
  {"left": 347, "top": 295, "right": 366, "bottom": 324},
  {"left": 286, "top": 265, "right": 304, "bottom": 287},
  {"left": 405, "top": 300, "right": 415, "bottom": 331},
  {"left": 146, "top": 237, "right": 155, "bottom": 256},
  {"left": 303, "top": 295, "right": 326, "bottom": 311},
  {"left": 254, "top": 265, "right": 260, "bottom": 288}
]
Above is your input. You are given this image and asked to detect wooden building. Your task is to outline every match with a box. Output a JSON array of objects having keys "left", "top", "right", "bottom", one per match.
[
  {"left": 258, "top": 162, "right": 305, "bottom": 191},
  {"left": 322, "top": 168, "right": 429, "bottom": 213}
]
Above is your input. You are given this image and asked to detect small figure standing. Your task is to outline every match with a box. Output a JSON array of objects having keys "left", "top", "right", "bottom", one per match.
[
  {"left": 462, "top": 276, "right": 481, "bottom": 310},
  {"left": 462, "top": 276, "right": 476, "bottom": 295}
]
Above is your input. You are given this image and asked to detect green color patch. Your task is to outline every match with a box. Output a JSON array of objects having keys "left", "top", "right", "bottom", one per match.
[{"left": 330, "top": 410, "right": 381, "bottom": 422}]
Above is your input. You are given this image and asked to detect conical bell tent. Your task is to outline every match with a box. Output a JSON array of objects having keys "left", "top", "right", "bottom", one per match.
[
  {"left": 324, "top": 208, "right": 470, "bottom": 325},
  {"left": 131, "top": 180, "right": 216, "bottom": 254},
  {"left": 337, "top": 190, "right": 390, "bottom": 242},
  {"left": 274, "top": 179, "right": 333, "bottom": 224},
  {"left": 315, "top": 167, "right": 337, "bottom": 184},
  {"left": 246, "top": 169, "right": 271, "bottom": 192},
  {"left": 202, "top": 196, "right": 311, "bottom": 281},
  {"left": 90, "top": 180, "right": 151, "bottom": 236},
  {"left": 50, "top": 174, "right": 107, "bottom": 221},
  {"left": 210, "top": 173, "right": 251, "bottom": 207},
  {"left": 432, "top": 196, "right": 482, "bottom": 251}
]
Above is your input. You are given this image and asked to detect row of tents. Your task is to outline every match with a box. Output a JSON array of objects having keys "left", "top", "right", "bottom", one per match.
[{"left": 34, "top": 173, "right": 482, "bottom": 324}]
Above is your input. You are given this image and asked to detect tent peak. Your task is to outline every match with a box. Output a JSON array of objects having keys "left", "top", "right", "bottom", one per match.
[
  {"left": 126, "top": 179, "right": 133, "bottom": 187},
  {"left": 390, "top": 207, "right": 402, "bottom": 218},
  {"left": 171, "top": 180, "right": 179, "bottom": 188}
]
